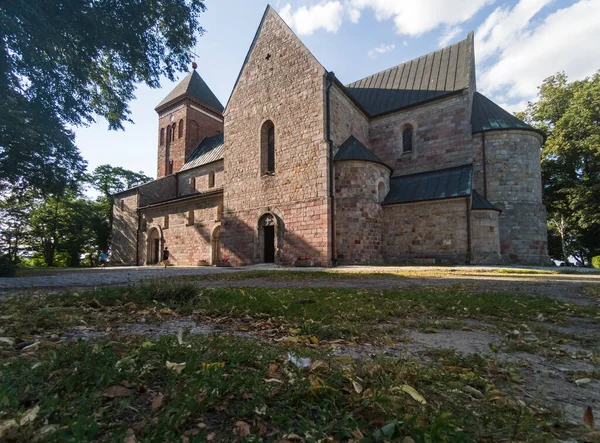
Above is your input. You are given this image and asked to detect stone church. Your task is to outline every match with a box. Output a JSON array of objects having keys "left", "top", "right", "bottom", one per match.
[{"left": 112, "top": 5, "right": 549, "bottom": 267}]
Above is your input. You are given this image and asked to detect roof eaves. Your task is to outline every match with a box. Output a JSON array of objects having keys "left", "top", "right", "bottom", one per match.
[{"left": 138, "top": 188, "right": 223, "bottom": 210}]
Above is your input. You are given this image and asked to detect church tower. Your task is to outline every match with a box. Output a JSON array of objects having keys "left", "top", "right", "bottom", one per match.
[{"left": 155, "top": 65, "right": 224, "bottom": 178}]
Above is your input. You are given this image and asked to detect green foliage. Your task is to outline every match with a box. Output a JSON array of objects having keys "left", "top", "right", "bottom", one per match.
[
  {"left": 0, "top": 0, "right": 205, "bottom": 194},
  {"left": 593, "top": 256, "right": 600, "bottom": 269},
  {"left": 0, "top": 253, "right": 16, "bottom": 277},
  {"left": 525, "top": 71, "right": 600, "bottom": 263}
]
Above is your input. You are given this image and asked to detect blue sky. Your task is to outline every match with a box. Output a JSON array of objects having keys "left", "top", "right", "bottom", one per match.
[{"left": 75, "top": 0, "right": 600, "bottom": 182}]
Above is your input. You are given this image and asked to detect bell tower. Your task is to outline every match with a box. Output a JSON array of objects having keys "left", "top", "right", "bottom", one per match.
[{"left": 155, "top": 64, "right": 224, "bottom": 177}]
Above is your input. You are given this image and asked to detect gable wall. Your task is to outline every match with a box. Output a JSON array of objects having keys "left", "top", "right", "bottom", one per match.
[
  {"left": 221, "top": 9, "right": 330, "bottom": 266},
  {"left": 329, "top": 85, "right": 369, "bottom": 152},
  {"left": 112, "top": 190, "right": 138, "bottom": 265},
  {"left": 369, "top": 92, "right": 474, "bottom": 176}
]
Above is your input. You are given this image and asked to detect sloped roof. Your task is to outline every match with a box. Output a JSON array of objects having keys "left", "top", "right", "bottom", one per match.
[
  {"left": 383, "top": 164, "right": 473, "bottom": 205},
  {"left": 471, "top": 190, "right": 501, "bottom": 212},
  {"left": 156, "top": 70, "right": 224, "bottom": 112},
  {"left": 345, "top": 35, "right": 472, "bottom": 117},
  {"left": 180, "top": 133, "right": 224, "bottom": 172},
  {"left": 471, "top": 92, "right": 541, "bottom": 137},
  {"left": 334, "top": 136, "right": 389, "bottom": 169}
]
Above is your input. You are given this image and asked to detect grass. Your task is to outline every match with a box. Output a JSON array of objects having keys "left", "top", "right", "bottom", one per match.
[
  {"left": 0, "top": 333, "right": 568, "bottom": 442},
  {"left": 2, "top": 282, "right": 598, "bottom": 344}
]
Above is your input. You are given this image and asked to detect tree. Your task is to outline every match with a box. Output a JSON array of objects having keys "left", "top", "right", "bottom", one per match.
[
  {"left": 525, "top": 72, "right": 600, "bottom": 264},
  {"left": 0, "top": 0, "right": 205, "bottom": 194}
]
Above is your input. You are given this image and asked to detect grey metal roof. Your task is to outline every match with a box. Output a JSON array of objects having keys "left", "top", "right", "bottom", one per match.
[
  {"left": 345, "top": 35, "right": 472, "bottom": 117},
  {"left": 334, "top": 135, "right": 389, "bottom": 168},
  {"left": 383, "top": 164, "right": 473, "bottom": 205},
  {"left": 180, "top": 133, "right": 224, "bottom": 172},
  {"left": 471, "top": 92, "right": 541, "bottom": 137},
  {"left": 471, "top": 190, "right": 501, "bottom": 212},
  {"left": 156, "top": 70, "right": 224, "bottom": 112}
]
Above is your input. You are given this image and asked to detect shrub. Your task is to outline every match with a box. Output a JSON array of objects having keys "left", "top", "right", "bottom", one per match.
[
  {"left": 592, "top": 256, "right": 600, "bottom": 269},
  {"left": 0, "top": 254, "right": 17, "bottom": 277}
]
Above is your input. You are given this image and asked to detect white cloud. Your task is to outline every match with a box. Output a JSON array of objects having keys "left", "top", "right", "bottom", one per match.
[
  {"left": 402, "top": 40, "right": 408, "bottom": 47},
  {"left": 279, "top": 2, "right": 345, "bottom": 35},
  {"left": 349, "top": 0, "right": 494, "bottom": 36},
  {"left": 348, "top": 6, "right": 361, "bottom": 23},
  {"left": 478, "top": 0, "right": 600, "bottom": 102},
  {"left": 367, "top": 43, "right": 396, "bottom": 59},
  {"left": 438, "top": 26, "right": 463, "bottom": 47}
]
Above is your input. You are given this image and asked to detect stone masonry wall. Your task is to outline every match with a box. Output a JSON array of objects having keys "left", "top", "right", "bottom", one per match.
[
  {"left": 335, "top": 161, "right": 389, "bottom": 264},
  {"left": 471, "top": 210, "right": 501, "bottom": 264},
  {"left": 139, "top": 195, "right": 222, "bottom": 266},
  {"left": 369, "top": 92, "right": 473, "bottom": 177},
  {"left": 112, "top": 190, "right": 138, "bottom": 265},
  {"left": 177, "top": 161, "right": 224, "bottom": 197},
  {"left": 138, "top": 175, "right": 177, "bottom": 207},
  {"left": 221, "top": 8, "right": 330, "bottom": 266},
  {"left": 330, "top": 85, "right": 369, "bottom": 152},
  {"left": 157, "top": 98, "right": 223, "bottom": 178},
  {"left": 383, "top": 198, "right": 469, "bottom": 263},
  {"left": 474, "top": 131, "right": 549, "bottom": 264}
]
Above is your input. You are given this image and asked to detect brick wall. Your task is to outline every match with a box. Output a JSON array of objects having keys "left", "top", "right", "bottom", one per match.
[
  {"left": 474, "top": 130, "right": 549, "bottom": 264},
  {"left": 330, "top": 85, "right": 369, "bottom": 151},
  {"left": 383, "top": 198, "right": 469, "bottom": 264},
  {"left": 112, "top": 190, "right": 138, "bottom": 265},
  {"left": 221, "top": 8, "right": 330, "bottom": 266},
  {"left": 139, "top": 195, "right": 222, "bottom": 266},
  {"left": 157, "top": 98, "right": 224, "bottom": 178},
  {"left": 177, "top": 161, "right": 224, "bottom": 197},
  {"left": 369, "top": 92, "right": 473, "bottom": 177},
  {"left": 335, "top": 161, "right": 389, "bottom": 264}
]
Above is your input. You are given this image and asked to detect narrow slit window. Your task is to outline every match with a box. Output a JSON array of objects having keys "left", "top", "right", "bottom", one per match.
[
  {"left": 164, "top": 214, "right": 169, "bottom": 229},
  {"left": 402, "top": 127, "right": 413, "bottom": 153},
  {"left": 160, "top": 128, "right": 165, "bottom": 145},
  {"left": 178, "top": 119, "right": 183, "bottom": 138},
  {"left": 187, "top": 210, "right": 194, "bottom": 226},
  {"left": 190, "top": 176, "right": 196, "bottom": 193},
  {"left": 208, "top": 171, "right": 215, "bottom": 188},
  {"left": 261, "top": 120, "right": 275, "bottom": 175}
]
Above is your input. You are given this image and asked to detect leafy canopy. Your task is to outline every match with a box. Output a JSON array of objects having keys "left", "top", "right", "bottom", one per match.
[{"left": 0, "top": 0, "right": 206, "bottom": 193}]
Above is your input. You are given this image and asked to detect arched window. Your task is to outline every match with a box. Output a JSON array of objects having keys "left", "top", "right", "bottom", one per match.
[
  {"left": 402, "top": 126, "right": 413, "bottom": 153},
  {"left": 377, "top": 182, "right": 386, "bottom": 203},
  {"left": 166, "top": 126, "right": 171, "bottom": 144},
  {"left": 160, "top": 128, "right": 165, "bottom": 145},
  {"left": 172, "top": 123, "right": 176, "bottom": 140},
  {"left": 178, "top": 119, "right": 184, "bottom": 138},
  {"left": 261, "top": 120, "right": 275, "bottom": 175},
  {"left": 208, "top": 171, "right": 215, "bottom": 188}
]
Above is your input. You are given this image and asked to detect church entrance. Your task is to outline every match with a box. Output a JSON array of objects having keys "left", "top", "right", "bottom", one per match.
[
  {"left": 147, "top": 228, "right": 161, "bottom": 265},
  {"left": 264, "top": 225, "right": 275, "bottom": 263},
  {"left": 257, "top": 213, "right": 278, "bottom": 264}
]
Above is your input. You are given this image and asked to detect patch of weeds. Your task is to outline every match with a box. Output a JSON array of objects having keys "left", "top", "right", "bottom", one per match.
[{"left": 0, "top": 335, "right": 571, "bottom": 442}]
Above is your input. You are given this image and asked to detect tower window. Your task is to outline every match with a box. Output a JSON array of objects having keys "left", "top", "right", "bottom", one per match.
[
  {"left": 402, "top": 126, "right": 413, "bottom": 153},
  {"left": 160, "top": 128, "right": 165, "bottom": 145},
  {"left": 178, "top": 119, "right": 183, "bottom": 138},
  {"left": 208, "top": 171, "right": 215, "bottom": 188},
  {"left": 172, "top": 123, "right": 176, "bottom": 140},
  {"left": 261, "top": 120, "right": 275, "bottom": 175},
  {"left": 166, "top": 126, "right": 171, "bottom": 144},
  {"left": 168, "top": 160, "right": 174, "bottom": 175}
]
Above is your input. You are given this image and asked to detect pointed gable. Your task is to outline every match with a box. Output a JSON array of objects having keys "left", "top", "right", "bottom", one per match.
[
  {"left": 345, "top": 33, "right": 473, "bottom": 117},
  {"left": 156, "top": 70, "right": 224, "bottom": 113}
]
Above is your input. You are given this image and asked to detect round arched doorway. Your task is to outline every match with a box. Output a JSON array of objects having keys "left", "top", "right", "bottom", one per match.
[
  {"left": 211, "top": 225, "right": 221, "bottom": 265},
  {"left": 257, "top": 213, "right": 277, "bottom": 263},
  {"left": 147, "top": 228, "right": 161, "bottom": 265}
]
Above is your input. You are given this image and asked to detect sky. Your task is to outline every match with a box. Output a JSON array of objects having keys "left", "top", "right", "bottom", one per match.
[{"left": 75, "top": 0, "right": 600, "bottom": 181}]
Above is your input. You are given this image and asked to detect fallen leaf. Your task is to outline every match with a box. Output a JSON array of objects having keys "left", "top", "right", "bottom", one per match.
[
  {"left": 267, "top": 362, "right": 279, "bottom": 378},
  {"left": 177, "top": 329, "right": 183, "bottom": 345},
  {"left": 32, "top": 424, "right": 58, "bottom": 442},
  {"left": 130, "top": 420, "right": 146, "bottom": 435},
  {"left": 309, "top": 360, "right": 329, "bottom": 372},
  {"left": 265, "top": 378, "right": 284, "bottom": 384},
  {"left": 576, "top": 378, "right": 592, "bottom": 386},
  {"left": 394, "top": 385, "right": 426, "bottom": 405},
  {"left": 102, "top": 385, "right": 133, "bottom": 398},
  {"left": 486, "top": 390, "right": 506, "bottom": 400},
  {"left": 584, "top": 406, "right": 595, "bottom": 429},
  {"left": 233, "top": 420, "right": 251, "bottom": 438},
  {"left": 120, "top": 380, "right": 132, "bottom": 388},
  {"left": 402, "top": 437, "right": 416, "bottom": 443},
  {"left": 242, "top": 392, "right": 253, "bottom": 400},
  {"left": 124, "top": 428, "right": 137, "bottom": 443},
  {"left": 351, "top": 428, "right": 364, "bottom": 439},
  {"left": 152, "top": 393, "right": 164, "bottom": 412},
  {"left": 352, "top": 380, "right": 363, "bottom": 394},
  {"left": 463, "top": 385, "right": 484, "bottom": 399},
  {"left": 309, "top": 336, "right": 319, "bottom": 344},
  {"left": 88, "top": 298, "right": 103, "bottom": 309},
  {"left": 19, "top": 404, "right": 39, "bottom": 425},
  {"left": 0, "top": 337, "right": 15, "bottom": 346},
  {"left": 166, "top": 361, "right": 186, "bottom": 374},
  {"left": 207, "top": 432, "right": 216, "bottom": 441},
  {"left": 282, "top": 432, "right": 303, "bottom": 441},
  {"left": 0, "top": 419, "right": 17, "bottom": 439}
]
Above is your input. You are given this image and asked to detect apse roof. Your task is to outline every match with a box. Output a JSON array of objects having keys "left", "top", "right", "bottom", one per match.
[
  {"left": 471, "top": 92, "right": 541, "bottom": 137},
  {"left": 333, "top": 135, "right": 389, "bottom": 168}
]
